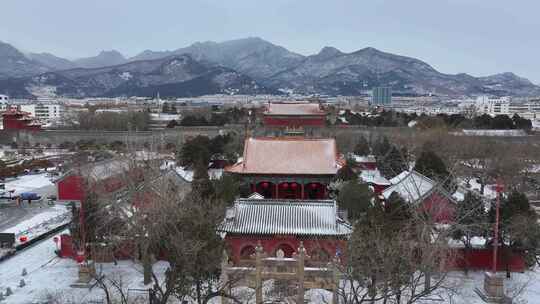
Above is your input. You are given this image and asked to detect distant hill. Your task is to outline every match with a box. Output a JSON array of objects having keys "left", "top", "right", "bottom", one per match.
[
  {"left": 0, "top": 41, "right": 50, "bottom": 79},
  {"left": 1, "top": 38, "right": 540, "bottom": 97},
  {"left": 131, "top": 37, "right": 305, "bottom": 80},
  {"left": 74, "top": 50, "right": 128, "bottom": 69},
  {"left": 0, "top": 54, "right": 275, "bottom": 98},
  {"left": 27, "top": 52, "right": 78, "bottom": 71}
]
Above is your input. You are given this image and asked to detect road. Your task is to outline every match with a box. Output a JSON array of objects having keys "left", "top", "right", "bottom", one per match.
[{"left": 0, "top": 183, "right": 57, "bottom": 232}]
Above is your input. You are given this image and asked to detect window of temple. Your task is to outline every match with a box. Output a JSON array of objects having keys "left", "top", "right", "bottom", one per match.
[
  {"left": 256, "top": 182, "right": 274, "bottom": 198},
  {"left": 306, "top": 183, "right": 321, "bottom": 199},
  {"left": 240, "top": 245, "right": 256, "bottom": 260},
  {"left": 275, "top": 243, "right": 295, "bottom": 258},
  {"left": 278, "top": 182, "right": 301, "bottom": 199}
]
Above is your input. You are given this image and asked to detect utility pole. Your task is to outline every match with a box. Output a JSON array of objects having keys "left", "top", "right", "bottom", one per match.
[
  {"left": 492, "top": 180, "right": 504, "bottom": 273},
  {"left": 476, "top": 178, "right": 510, "bottom": 303}
]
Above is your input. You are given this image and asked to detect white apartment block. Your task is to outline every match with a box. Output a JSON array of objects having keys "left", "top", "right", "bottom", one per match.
[
  {"left": 0, "top": 94, "right": 8, "bottom": 111},
  {"left": 19, "top": 103, "right": 65, "bottom": 122},
  {"left": 474, "top": 96, "right": 540, "bottom": 119}
]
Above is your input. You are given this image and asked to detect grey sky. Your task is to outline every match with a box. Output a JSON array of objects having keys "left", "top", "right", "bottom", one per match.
[{"left": 2, "top": 0, "right": 539, "bottom": 83}]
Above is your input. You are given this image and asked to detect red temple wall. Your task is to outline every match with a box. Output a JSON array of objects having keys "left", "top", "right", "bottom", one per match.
[
  {"left": 3, "top": 115, "right": 41, "bottom": 131},
  {"left": 421, "top": 192, "right": 456, "bottom": 223},
  {"left": 252, "top": 181, "right": 327, "bottom": 199},
  {"left": 226, "top": 235, "right": 346, "bottom": 264},
  {"left": 57, "top": 174, "right": 85, "bottom": 201},
  {"left": 447, "top": 248, "right": 526, "bottom": 272}
]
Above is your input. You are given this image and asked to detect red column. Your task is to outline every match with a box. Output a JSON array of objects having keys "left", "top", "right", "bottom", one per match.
[
  {"left": 301, "top": 183, "right": 305, "bottom": 200},
  {"left": 275, "top": 183, "right": 279, "bottom": 199}
]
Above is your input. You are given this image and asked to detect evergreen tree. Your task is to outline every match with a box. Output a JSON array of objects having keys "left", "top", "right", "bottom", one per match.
[
  {"left": 490, "top": 190, "right": 540, "bottom": 276},
  {"left": 337, "top": 181, "right": 373, "bottom": 221},
  {"left": 379, "top": 145, "right": 408, "bottom": 178},
  {"left": 512, "top": 114, "right": 532, "bottom": 131},
  {"left": 451, "top": 192, "right": 487, "bottom": 273},
  {"left": 414, "top": 149, "right": 449, "bottom": 181},
  {"left": 192, "top": 159, "right": 213, "bottom": 198},
  {"left": 491, "top": 115, "right": 515, "bottom": 129},
  {"left": 336, "top": 158, "right": 358, "bottom": 182},
  {"left": 213, "top": 175, "right": 240, "bottom": 206},
  {"left": 177, "top": 136, "right": 212, "bottom": 168},
  {"left": 354, "top": 135, "right": 370, "bottom": 156},
  {"left": 373, "top": 136, "right": 391, "bottom": 158}
]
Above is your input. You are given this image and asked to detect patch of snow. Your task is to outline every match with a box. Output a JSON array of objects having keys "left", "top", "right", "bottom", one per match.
[
  {"left": 359, "top": 169, "right": 391, "bottom": 186},
  {"left": 2, "top": 205, "right": 68, "bottom": 235},
  {"left": 3, "top": 173, "right": 54, "bottom": 196},
  {"left": 119, "top": 71, "right": 132, "bottom": 81},
  {"left": 0, "top": 231, "right": 169, "bottom": 304}
]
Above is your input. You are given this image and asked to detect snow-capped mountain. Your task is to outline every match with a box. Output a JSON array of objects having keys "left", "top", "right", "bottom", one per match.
[
  {"left": 1, "top": 38, "right": 540, "bottom": 97},
  {"left": 0, "top": 54, "right": 275, "bottom": 98},
  {"left": 131, "top": 37, "right": 305, "bottom": 80}
]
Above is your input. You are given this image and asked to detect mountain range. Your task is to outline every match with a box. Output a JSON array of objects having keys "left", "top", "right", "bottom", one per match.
[{"left": 1, "top": 37, "right": 539, "bottom": 98}]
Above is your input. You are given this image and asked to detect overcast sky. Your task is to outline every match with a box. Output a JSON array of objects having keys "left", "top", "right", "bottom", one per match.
[{"left": 2, "top": 0, "right": 539, "bottom": 83}]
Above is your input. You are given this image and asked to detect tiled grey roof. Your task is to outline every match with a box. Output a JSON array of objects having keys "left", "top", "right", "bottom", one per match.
[{"left": 220, "top": 199, "right": 351, "bottom": 236}]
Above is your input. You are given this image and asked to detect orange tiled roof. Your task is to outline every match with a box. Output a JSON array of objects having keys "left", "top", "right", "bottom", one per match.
[
  {"left": 226, "top": 137, "right": 340, "bottom": 175},
  {"left": 264, "top": 103, "right": 325, "bottom": 116}
]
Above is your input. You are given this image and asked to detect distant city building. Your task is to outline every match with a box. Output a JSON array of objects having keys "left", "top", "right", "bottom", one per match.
[
  {"left": 474, "top": 95, "right": 540, "bottom": 119},
  {"left": 371, "top": 87, "right": 392, "bottom": 105},
  {"left": 19, "top": 103, "right": 64, "bottom": 123},
  {"left": 0, "top": 94, "right": 8, "bottom": 111}
]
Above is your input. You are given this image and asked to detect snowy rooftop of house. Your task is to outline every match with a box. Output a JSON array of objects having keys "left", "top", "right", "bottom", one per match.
[
  {"left": 57, "top": 159, "right": 131, "bottom": 182},
  {"left": 264, "top": 102, "right": 325, "bottom": 116},
  {"left": 359, "top": 169, "right": 391, "bottom": 186},
  {"left": 220, "top": 199, "right": 351, "bottom": 236},
  {"left": 383, "top": 170, "right": 437, "bottom": 202},
  {"left": 226, "top": 137, "right": 341, "bottom": 175}
]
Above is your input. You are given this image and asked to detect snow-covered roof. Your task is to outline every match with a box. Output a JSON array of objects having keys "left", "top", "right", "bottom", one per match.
[
  {"left": 220, "top": 199, "right": 351, "bottom": 236},
  {"left": 226, "top": 137, "right": 340, "bottom": 175},
  {"left": 57, "top": 159, "right": 131, "bottom": 183},
  {"left": 247, "top": 192, "right": 264, "bottom": 199},
  {"left": 359, "top": 169, "right": 391, "bottom": 186},
  {"left": 383, "top": 170, "right": 437, "bottom": 202}
]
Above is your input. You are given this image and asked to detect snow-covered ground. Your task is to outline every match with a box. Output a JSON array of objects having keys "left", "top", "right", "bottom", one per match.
[
  {"left": 3, "top": 173, "right": 54, "bottom": 196},
  {"left": 1, "top": 232, "right": 539, "bottom": 304},
  {"left": 2, "top": 205, "right": 68, "bottom": 235},
  {"left": 459, "top": 177, "right": 498, "bottom": 200},
  {"left": 0, "top": 232, "right": 168, "bottom": 304}
]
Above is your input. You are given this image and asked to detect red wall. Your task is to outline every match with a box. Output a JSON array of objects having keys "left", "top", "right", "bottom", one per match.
[
  {"left": 57, "top": 173, "right": 129, "bottom": 202},
  {"left": 225, "top": 235, "right": 346, "bottom": 264},
  {"left": 421, "top": 192, "right": 456, "bottom": 223},
  {"left": 57, "top": 174, "right": 85, "bottom": 201},
  {"left": 263, "top": 116, "right": 325, "bottom": 127},
  {"left": 448, "top": 248, "right": 526, "bottom": 272},
  {"left": 2, "top": 114, "right": 41, "bottom": 131}
]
